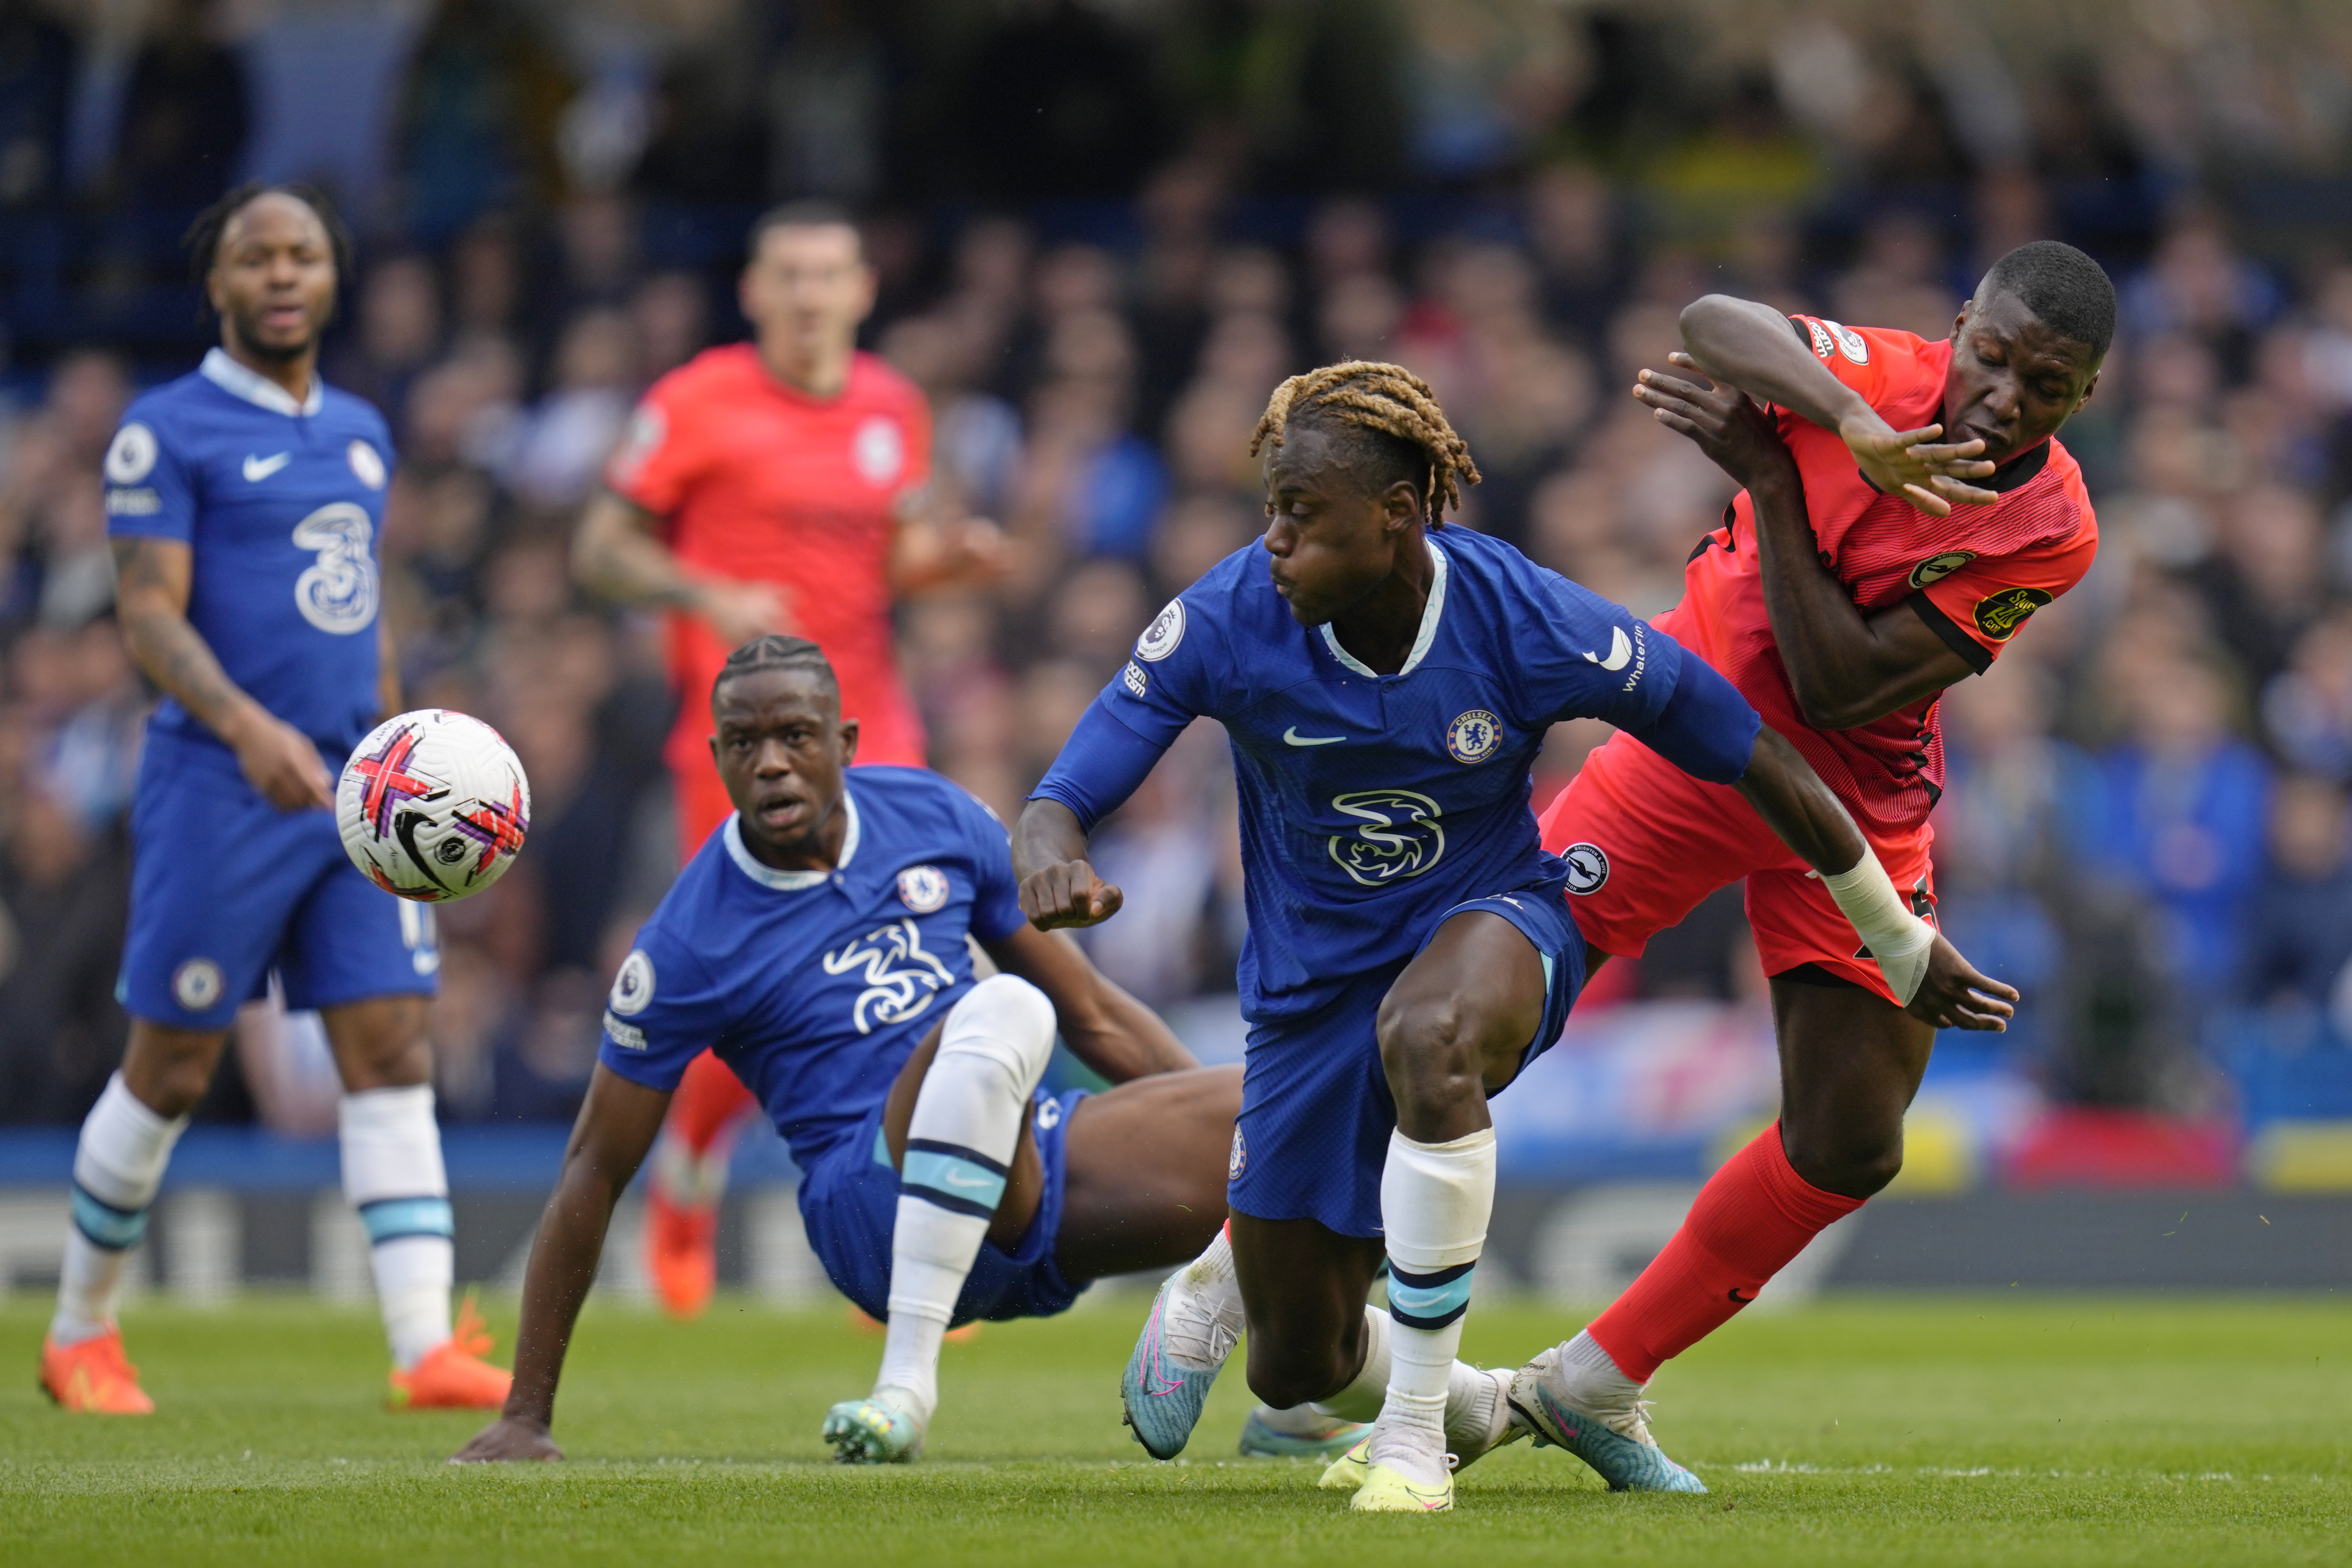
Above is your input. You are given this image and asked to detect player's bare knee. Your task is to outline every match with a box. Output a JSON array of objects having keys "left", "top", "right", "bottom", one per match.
[
  {"left": 139, "top": 1057, "right": 212, "bottom": 1120},
  {"left": 1785, "top": 1126, "right": 1903, "bottom": 1199},
  {"left": 124, "top": 1027, "right": 221, "bottom": 1118},
  {"left": 1375, "top": 993, "right": 1481, "bottom": 1109},
  {"left": 327, "top": 1004, "right": 433, "bottom": 1090}
]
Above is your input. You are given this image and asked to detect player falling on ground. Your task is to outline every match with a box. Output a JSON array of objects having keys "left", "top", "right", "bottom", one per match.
[
  {"left": 42, "top": 183, "right": 508, "bottom": 1415},
  {"left": 1507, "top": 242, "right": 2110, "bottom": 1470},
  {"left": 1014, "top": 362, "right": 2013, "bottom": 1511},
  {"left": 454, "top": 637, "right": 1355, "bottom": 1465},
  {"left": 574, "top": 201, "right": 1002, "bottom": 1319}
]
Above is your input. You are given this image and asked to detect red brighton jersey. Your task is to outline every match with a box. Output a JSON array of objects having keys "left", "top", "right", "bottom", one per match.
[
  {"left": 1656, "top": 316, "right": 2098, "bottom": 840},
  {"left": 605, "top": 344, "right": 932, "bottom": 777}
]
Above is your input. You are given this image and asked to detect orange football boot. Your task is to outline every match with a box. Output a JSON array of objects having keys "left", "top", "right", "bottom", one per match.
[
  {"left": 645, "top": 1186, "right": 718, "bottom": 1319},
  {"left": 387, "top": 1296, "right": 512, "bottom": 1410},
  {"left": 41, "top": 1328, "right": 153, "bottom": 1414}
]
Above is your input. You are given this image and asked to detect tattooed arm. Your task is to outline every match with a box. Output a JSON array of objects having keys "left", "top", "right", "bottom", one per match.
[{"left": 111, "top": 536, "right": 332, "bottom": 810}]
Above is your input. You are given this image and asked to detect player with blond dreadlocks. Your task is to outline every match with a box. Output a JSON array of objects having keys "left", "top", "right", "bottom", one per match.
[{"left": 1015, "top": 361, "right": 2008, "bottom": 1511}]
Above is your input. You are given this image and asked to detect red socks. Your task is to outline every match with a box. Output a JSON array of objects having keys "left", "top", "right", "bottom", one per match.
[
  {"left": 667, "top": 1049, "right": 758, "bottom": 1157},
  {"left": 1586, "top": 1123, "right": 1863, "bottom": 1383}
]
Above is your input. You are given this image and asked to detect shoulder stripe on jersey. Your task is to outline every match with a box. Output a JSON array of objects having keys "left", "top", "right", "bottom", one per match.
[{"left": 1905, "top": 590, "right": 1993, "bottom": 676}]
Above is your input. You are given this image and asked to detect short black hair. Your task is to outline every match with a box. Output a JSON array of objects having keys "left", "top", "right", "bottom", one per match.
[
  {"left": 184, "top": 181, "right": 354, "bottom": 288},
  {"left": 710, "top": 634, "right": 839, "bottom": 711},
  {"left": 1977, "top": 241, "right": 2116, "bottom": 360},
  {"left": 746, "top": 200, "right": 862, "bottom": 260}
]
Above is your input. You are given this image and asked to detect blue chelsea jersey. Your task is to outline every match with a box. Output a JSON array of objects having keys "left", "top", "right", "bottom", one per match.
[
  {"left": 104, "top": 349, "right": 393, "bottom": 756},
  {"left": 1033, "top": 528, "right": 1761, "bottom": 1021},
  {"left": 597, "top": 768, "right": 1029, "bottom": 1170}
]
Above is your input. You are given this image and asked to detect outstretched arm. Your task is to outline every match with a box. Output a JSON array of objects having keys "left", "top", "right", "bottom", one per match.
[
  {"left": 981, "top": 921, "right": 1197, "bottom": 1082},
  {"left": 1733, "top": 726, "right": 2016, "bottom": 1031},
  {"left": 887, "top": 484, "right": 1010, "bottom": 596},
  {"left": 450, "top": 1066, "right": 671, "bottom": 1462},
  {"left": 112, "top": 537, "right": 331, "bottom": 810},
  {"left": 1013, "top": 798, "right": 1125, "bottom": 929},
  {"left": 1634, "top": 357, "right": 1977, "bottom": 729},
  {"left": 1675, "top": 295, "right": 1995, "bottom": 515},
  {"left": 573, "top": 488, "right": 790, "bottom": 648},
  {"left": 1015, "top": 695, "right": 1184, "bottom": 929}
]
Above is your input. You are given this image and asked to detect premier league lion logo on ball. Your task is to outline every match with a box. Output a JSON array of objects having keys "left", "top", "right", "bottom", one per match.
[{"left": 337, "top": 709, "right": 532, "bottom": 904}]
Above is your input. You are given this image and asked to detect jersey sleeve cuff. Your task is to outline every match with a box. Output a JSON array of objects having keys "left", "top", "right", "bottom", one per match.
[
  {"left": 1906, "top": 590, "right": 1993, "bottom": 676},
  {"left": 596, "top": 1040, "right": 686, "bottom": 1093}
]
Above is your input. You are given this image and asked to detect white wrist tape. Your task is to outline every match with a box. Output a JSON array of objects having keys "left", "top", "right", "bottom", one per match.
[{"left": 1820, "top": 853, "right": 1934, "bottom": 1005}]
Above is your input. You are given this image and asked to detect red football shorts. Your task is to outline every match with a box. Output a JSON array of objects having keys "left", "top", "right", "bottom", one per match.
[{"left": 1538, "top": 730, "right": 1935, "bottom": 1005}]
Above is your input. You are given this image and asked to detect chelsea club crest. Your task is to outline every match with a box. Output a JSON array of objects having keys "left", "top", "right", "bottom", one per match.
[
  {"left": 897, "top": 865, "right": 950, "bottom": 913},
  {"left": 1446, "top": 709, "right": 1502, "bottom": 765}
]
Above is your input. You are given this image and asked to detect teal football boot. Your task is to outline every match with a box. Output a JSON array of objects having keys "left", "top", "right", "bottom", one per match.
[
  {"left": 1506, "top": 1346, "right": 1706, "bottom": 1493},
  {"left": 822, "top": 1394, "right": 925, "bottom": 1463}
]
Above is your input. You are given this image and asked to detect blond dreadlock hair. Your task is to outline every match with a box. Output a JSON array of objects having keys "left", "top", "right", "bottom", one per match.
[{"left": 1249, "top": 361, "right": 1482, "bottom": 523}]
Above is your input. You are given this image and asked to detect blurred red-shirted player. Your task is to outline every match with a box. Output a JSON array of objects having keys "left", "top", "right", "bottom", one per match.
[
  {"left": 1506, "top": 244, "right": 2111, "bottom": 1469},
  {"left": 575, "top": 202, "right": 1001, "bottom": 1317}
]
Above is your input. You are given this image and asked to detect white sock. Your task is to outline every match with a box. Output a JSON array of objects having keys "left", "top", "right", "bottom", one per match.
[
  {"left": 1551, "top": 1327, "right": 1650, "bottom": 1437},
  {"left": 1369, "top": 1126, "right": 1496, "bottom": 1486},
  {"left": 1159, "top": 1223, "right": 1244, "bottom": 1372},
  {"left": 340, "top": 1084, "right": 453, "bottom": 1370},
  {"left": 878, "top": 976, "right": 1055, "bottom": 1425},
  {"left": 52, "top": 1073, "right": 187, "bottom": 1345}
]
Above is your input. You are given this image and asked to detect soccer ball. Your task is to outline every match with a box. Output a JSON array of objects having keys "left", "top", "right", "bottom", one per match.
[{"left": 337, "top": 709, "right": 531, "bottom": 904}]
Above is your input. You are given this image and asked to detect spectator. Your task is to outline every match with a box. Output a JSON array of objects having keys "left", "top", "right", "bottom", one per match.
[
  {"left": 2241, "top": 774, "right": 2352, "bottom": 1020},
  {"left": 326, "top": 254, "right": 443, "bottom": 420},
  {"left": 13, "top": 7, "right": 2352, "bottom": 1133},
  {"left": 2082, "top": 654, "right": 2271, "bottom": 990},
  {"left": 114, "top": 0, "right": 249, "bottom": 211},
  {"left": 496, "top": 307, "right": 638, "bottom": 514},
  {"left": 0, "top": 0, "right": 76, "bottom": 208},
  {"left": 394, "top": 0, "right": 575, "bottom": 243}
]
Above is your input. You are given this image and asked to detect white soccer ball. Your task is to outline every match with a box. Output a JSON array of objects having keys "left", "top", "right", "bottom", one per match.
[{"left": 337, "top": 709, "right": 531, "bottom": 904}]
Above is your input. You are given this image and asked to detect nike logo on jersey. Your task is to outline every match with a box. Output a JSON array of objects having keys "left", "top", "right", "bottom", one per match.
[
  {"left": 942, "top": 1168, "right": 995, "bottom": 1189},
  {"left": 243, "top": 452, "right": 292, "bottom": 482},
  {"left": 1583, "top": 626, "right": 1633, "bottom": 670},
  {"left": 1283, "top": 728, "right": 1346, "bottom": 746}
]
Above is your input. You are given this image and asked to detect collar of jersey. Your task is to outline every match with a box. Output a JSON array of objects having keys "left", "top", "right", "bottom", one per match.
[
  {"left": 1318, "top": 540, "right": 1448, "bottom": 678},
  {"left": 723, "top": 787, "right": 860, "bottom": 890},
  {"left": 200, "top": 348, "right": 323, "bottom": 417}
]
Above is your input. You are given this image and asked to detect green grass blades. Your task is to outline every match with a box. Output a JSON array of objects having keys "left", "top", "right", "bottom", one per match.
[{"left": 1, "top": 1294, "right": 2346, "bottom": 1567}]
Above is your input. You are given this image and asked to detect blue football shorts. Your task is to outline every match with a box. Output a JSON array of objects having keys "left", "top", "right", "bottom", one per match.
[
  {"left": 800, "top": 1086, "right": 1092, "bottom": 1326},
  {"left": 119, "top": 729, "right": 439, "bottom": 1031},
  {"left": 1225, "top": 882, "right": 1588, "bottom": 1238}
]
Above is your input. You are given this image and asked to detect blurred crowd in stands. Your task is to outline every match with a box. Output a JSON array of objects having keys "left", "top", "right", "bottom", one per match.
[{"left": 3, "top": 0, "right": 2352, "bottom": 1129}]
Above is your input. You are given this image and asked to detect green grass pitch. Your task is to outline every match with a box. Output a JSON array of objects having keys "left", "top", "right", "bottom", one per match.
[{"left": 0, "top": 1293, "right": 2344, "bottom": 1566}]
